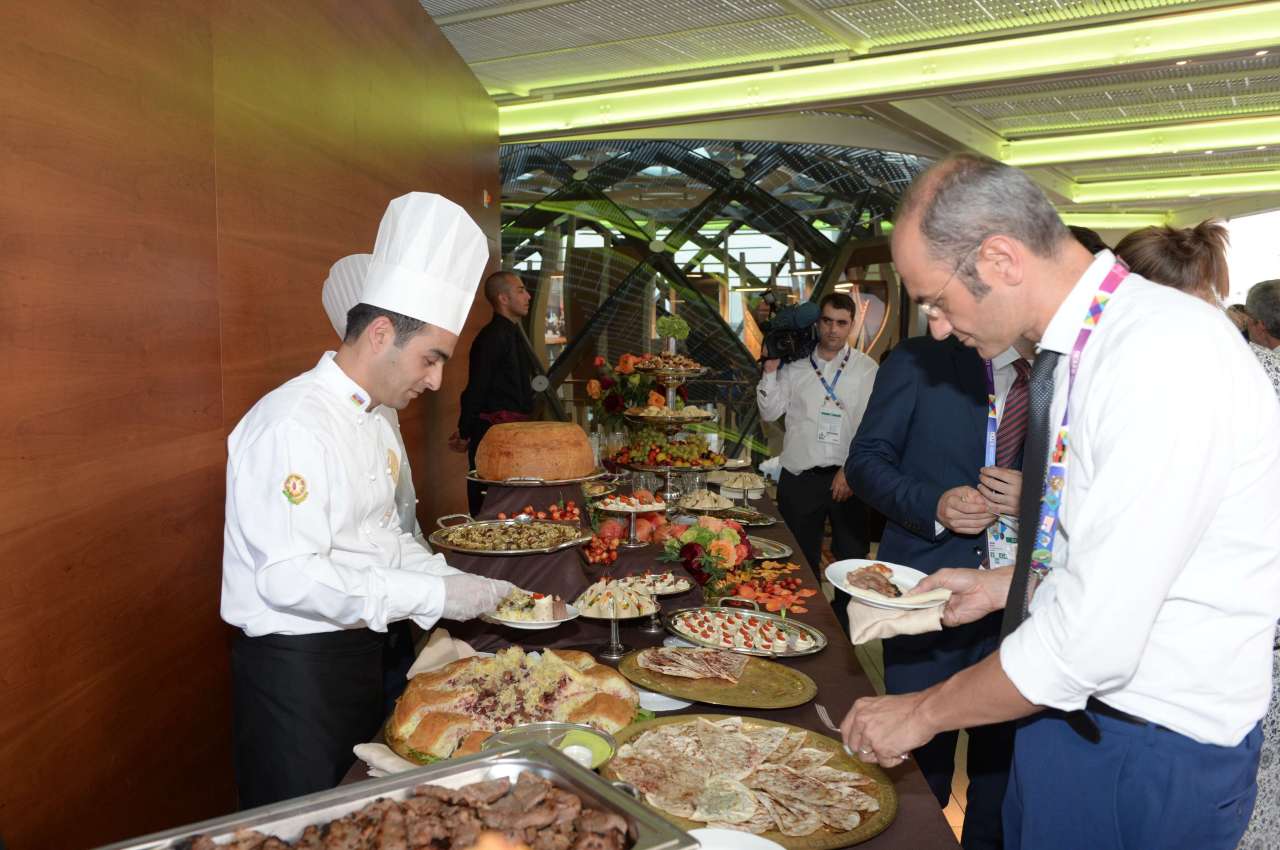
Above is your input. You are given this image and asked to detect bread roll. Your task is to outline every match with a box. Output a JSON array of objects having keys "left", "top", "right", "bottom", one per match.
[{"left": 475, "top": 422, "right": 594, "bottom": 481}]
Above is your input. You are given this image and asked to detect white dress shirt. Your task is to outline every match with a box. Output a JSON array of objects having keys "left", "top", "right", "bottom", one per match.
[
  {"left": 222, "top": 353, "right": 460, "bottom": 637},
  {"left": 756, "top": 344, "right": 877, "bottom": 475},
  {"left": 1001, "top": 251, "right": 1280, "bottom": 746}
]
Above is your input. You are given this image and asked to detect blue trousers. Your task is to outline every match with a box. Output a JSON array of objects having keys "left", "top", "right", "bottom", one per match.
[{"left": 1004, "top": 708, "right": 1262, "bottom": 850}]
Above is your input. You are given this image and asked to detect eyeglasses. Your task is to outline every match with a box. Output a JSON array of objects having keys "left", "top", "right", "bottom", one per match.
[{"left": 920, "top": 244, "right": 980, "bottom": 319}]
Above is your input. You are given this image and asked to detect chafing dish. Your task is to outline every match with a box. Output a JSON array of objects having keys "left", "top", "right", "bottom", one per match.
[
  {"left": 93, "top": 743, "right": 698, "bottom": 850},
  {"left": 429, "top": 514, "right": 592, "bottom": 556}
]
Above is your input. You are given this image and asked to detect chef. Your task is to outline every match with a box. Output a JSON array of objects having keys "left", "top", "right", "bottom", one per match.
[{"left": 222, "top": 192, "right": 514, "bottom": 809}]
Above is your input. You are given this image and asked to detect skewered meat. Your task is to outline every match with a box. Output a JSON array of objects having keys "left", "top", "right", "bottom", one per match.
[{"left": 846, "top": 563, "right": 902, "bottom": 598}]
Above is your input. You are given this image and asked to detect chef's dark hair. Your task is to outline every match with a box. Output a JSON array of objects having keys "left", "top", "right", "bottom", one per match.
[{"left": 343, "top": 303, "right": 425, "bottom": 347}]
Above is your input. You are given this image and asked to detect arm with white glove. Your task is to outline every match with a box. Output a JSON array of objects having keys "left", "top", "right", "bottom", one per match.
[{"left": 440, "top": 573, "right": 515, "bottom": 621}]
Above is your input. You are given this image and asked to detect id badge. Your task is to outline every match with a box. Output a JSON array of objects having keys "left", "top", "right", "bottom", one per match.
[
  {"left": 986, "top": 516, "right": 1018, "bottom": 568},
  {"left": 817, "top": 403, "right": 843, "bottom": 446}
]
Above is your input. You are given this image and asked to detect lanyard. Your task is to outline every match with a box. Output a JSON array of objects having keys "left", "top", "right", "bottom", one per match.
[
  {"left": 810, "top": 348, "right": 852, "bottom": 411},
  {"left": 1028, "top": 260, "right": 1129, "bottom": 576},
  {"left": 982, "top": 360, "right": 998, "bottom": 468}
]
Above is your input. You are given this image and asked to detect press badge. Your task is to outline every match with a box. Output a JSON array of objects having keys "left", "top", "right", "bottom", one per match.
[
  {"left": 817, "top": 402, "right": 843, "bottom": 445},
  {"left": 986, "top": 516, "right": 1019, "bottom": 568}
]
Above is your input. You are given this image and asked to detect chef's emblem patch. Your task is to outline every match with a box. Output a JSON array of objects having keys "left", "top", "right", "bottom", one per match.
[
  {"left": 282, "top": 474, "right": 309, "bottom": 505},
  {"left": 387, "top": 449, "right": 401, "bottom": 485}
]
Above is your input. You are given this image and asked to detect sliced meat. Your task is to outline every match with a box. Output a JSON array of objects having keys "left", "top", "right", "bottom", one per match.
[
  {"left": 458, "top": 777, "right": 512, "bottom": 806},
  {"left": 293, "top": 825, "right": 324, "bottom": 850},
  {"left": 577, "top": 809, "right": 627, "bottom": 836},
  {"left": 226, "top": 830, "right": 270, "bottom": 850}
]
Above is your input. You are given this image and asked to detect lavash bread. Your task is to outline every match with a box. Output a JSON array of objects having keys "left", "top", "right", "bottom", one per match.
[
  {"left": 475, "top": 422, "right": 595, "bottom": 481},
  {"left": 388, "top": 646, "right": 640, "bottom": 764}
]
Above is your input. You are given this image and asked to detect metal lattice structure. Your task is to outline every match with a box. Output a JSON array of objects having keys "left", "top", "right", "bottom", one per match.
[{"left": 500, "top": 139, "right": 927, "bottom": 451}]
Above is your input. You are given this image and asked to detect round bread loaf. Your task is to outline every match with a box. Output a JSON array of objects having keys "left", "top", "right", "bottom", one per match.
[{"left": 475, "top": 422, "right": 595, "bottom": 481}]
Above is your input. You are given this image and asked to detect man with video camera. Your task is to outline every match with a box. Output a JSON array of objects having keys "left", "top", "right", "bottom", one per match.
[{"left": 757, "top": 292, "right": 877, "bottom": 632}]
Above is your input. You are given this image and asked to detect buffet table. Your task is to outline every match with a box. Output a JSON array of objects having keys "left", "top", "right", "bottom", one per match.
[{"left": 344, "top": 483, "right": 960, "bottom": 850}]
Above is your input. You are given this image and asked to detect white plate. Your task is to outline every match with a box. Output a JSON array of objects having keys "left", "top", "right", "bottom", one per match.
[
  {"left": 593, "top": 499, "right": 669, "bottom": 513},
  {"left": 722, "top": 457, "right": 753, "bottom": 469},
  {"left": 690, "top": 828, "right": 785, "bottom": 850},
  {"left": 635, "top": 686, "right": 694, "bottom": 711},
  {"left": 482, "top": 604, "right": 581, "bottom": 630},
  {"left": 826, "top": 559, "right": 944, "bottom": 610},
  {"left": 662, "top": 635, "right": 697, "bottom": 649}
]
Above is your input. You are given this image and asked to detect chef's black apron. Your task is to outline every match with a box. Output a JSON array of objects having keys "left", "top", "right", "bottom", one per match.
[{"left": 231, "top": 628, "right": 385, "bottom": 809}]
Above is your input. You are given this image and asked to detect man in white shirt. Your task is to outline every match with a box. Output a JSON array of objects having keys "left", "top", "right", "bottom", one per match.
[
  {"left": 757, "top": 293, "right": 877, "bottom": 630},
  {"left": 839, "top": 154, "right": 1280, "bottom": 850},
  {"left": 223, "top": 193, "right": 514, "bottom": 808}
]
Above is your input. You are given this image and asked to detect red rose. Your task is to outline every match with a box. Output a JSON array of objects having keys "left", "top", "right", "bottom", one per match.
[
  {"left": 604, "top": 393, "right": 625, "bottom": 413},
  {"left": 600, "top": 377, "right": 616, "bottom": 391},
  {"left": 593, "top": 355, "right": 606, "bottom": 367}
]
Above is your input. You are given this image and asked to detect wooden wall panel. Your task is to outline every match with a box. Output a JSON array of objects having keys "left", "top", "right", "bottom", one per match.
[
  {"left": 0, "top": 1, "right": 226, "bottom": 847},
  {"left": 0, "top": 0, "right": 498, "bottom": 846}
]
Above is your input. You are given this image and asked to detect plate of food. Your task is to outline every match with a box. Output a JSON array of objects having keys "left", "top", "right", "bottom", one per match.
[
  {"left": 825, "top": 559, "right": 949, "bottom": 611},
  {"left": 710, "top": 471, "right": 767, "bottom": 499},
  {"left": 386, "top": 646, "right": 642, "bottom": 763},
  {"left": 616, "top": 571, "right": 692, "bottom": 596},
  {"left": 619, "top": 647, "right": 817, "bottom": 709},
  {"left": 666, "top": 606, "right": 826, "bottom": 657},
  {"left": 594, "top": 493, "right": 668, "bottom": 513},
  {"left": 603, "top": 714, "right": 897, "bottom": 849},
  {"left": 677, "top": 489, "right": 735, "bottom": 512},
  {"left": 748, "top": 536, "right": 793, "bottom": 560},
  {"left": 583, "top": 481, "right": 617, "bottom": 499},
  {"left": 625, "top": 405, "right": 716, "bottom": 426},
  {"left": 574, "top": 578, "right": 660, "bottom": 619},
  {"left": 722, "top": 456, "right": 753, "bottom": 469},
  {"left": 632, "top": 352, "right": 707, "bottom": 379},
  {"left": 429, "top": 516, "right": 592, "bottom": 555},
  {"left": 483, "top": 589, "right": 580, "bottom": 630},
  {"left": 715, "top": 506, "right": 777, "bottom": 527}
]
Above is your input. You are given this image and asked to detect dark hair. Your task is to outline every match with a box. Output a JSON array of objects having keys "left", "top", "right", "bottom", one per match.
[
  {"left": 1246, "top": 279, "right": 1280, "bottom": 338},
  {"left": 895, "top": 153, "right": 1069, "bottom": 299},
  {"left": 1068, "top": 226, "right": 1109, "bottom": 255},
  {"left": 484, "top": 270, "right": 521, "bottom": 304},
  {"left": 819, "top": 292, "right": 856, "bottom": 316},
  {"left": 1114, "top": 219, "right": 1229, "bottom": 302},
  {"left": 343, "top": 303, "right": 425, "bottom": 346}
]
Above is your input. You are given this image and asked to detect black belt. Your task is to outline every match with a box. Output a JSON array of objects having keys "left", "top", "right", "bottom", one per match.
[
  {"left": 1065, "top": 697, "right": 1163, "bottom": 743},
  {"left": 802, "top": 465, "right": 841, "bottom": 474}
]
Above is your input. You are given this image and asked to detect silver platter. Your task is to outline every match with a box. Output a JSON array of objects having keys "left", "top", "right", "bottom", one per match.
[
  {"left": 465, "top": 468, "right": 609, "bottom": 486},
  {"left": 664, "top": 604, "right": 827, "bottom": 658},
  {"left": 429, "top": 516, "right": 592, "bottom": 556},
  {"left": 623, "top": 411, "right": 717, "bottom": 429},
  {"left": 748, "top": 535, "right": 793, "bottom": 560}
]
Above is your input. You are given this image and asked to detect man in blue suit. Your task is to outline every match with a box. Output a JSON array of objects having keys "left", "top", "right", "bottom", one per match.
[{"left": 846, "top": 334, "right": 1027, "bottom": 850}]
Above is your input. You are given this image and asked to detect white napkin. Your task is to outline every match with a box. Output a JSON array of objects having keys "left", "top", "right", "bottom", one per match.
[
  {"left": 845, "top": 591, "right": 950, "bottom": 645},
  {"left": 758, "top": 456, "right": 782, "bottom": 482},
  {"left": 405, "top": 627, "right": 477, "bottom": 679},
  {"left": 354, "top": 743, "right": 418, "bottom": 777}
]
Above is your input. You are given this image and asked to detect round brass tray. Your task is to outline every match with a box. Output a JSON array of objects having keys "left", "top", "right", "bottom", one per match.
[
  {"left": 428, "top": 516, "right": 592, "bottom": 556},
  {"left": 665, "top": 604, "right": 827, "bottom": 658},
  {"left": 618, "top": 649, "right": 816, "bottom": 709},
  {"left": 602, "top": 714, "right": 898, "bottom": 850}
]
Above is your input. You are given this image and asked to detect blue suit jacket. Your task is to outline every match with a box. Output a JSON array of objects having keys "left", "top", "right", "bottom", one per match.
[{"left": 846, "top": 336, "right": 993, "bottom": 574}]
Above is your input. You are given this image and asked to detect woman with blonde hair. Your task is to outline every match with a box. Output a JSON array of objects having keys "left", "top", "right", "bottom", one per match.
[{"left": 1116, "top": 218, "right": 1279, "bottom": 847}]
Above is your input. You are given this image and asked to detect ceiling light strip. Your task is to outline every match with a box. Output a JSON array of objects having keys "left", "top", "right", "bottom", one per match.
[
  {"left": 1071, "top": 169, "right": 1280, "bottom": 203},
  {"left": 498, "top": 2, "right": 1280, "bottom": 138},
  {"left": 1002, "top": 115, "right": 1280, "bottom": 166}
]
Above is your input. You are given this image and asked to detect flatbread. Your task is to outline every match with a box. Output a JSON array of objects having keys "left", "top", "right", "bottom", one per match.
[
  {"left": 691, "top": 777, "right": 759, "bottom": 824},
  {"left": 749, "top": 764, "right": 845, "bottom": 806},
  {"left": 757, "top": 793, "right": 823, "bottom": 837},
  {"left": 784, "top": 747, "right": 833, "bottom": 772},
  {"left": 695, "top": 718, "right": 764, "bottom": 780},
  {"left": 807, "top": 765, "right": 877, "bottom": 789},
  {"left": 706, "top": 801, "right": 776, "bottom": 835},
  {"left": 743, "top": 725, "right": 791, "bottom": 763},
  {"left": 766, "top": 729, "right": 809, "bottom": 764}
]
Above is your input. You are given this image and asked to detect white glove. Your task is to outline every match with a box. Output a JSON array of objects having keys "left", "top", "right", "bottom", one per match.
[{"left": 440, "top": 573, "right": 515, "bottom": 621}]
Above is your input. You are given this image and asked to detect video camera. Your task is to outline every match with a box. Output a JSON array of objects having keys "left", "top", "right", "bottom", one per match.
[{"left": 761, "top": 301, "right": 819, "bottom": 365}]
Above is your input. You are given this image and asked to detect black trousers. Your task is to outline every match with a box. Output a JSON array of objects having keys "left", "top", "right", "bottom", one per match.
[
  {"left": 776, "top": 466, "right": 868, "bottom": 634},
  {"left": 231, "top": 629, "right": 386, "bottom": 809}
]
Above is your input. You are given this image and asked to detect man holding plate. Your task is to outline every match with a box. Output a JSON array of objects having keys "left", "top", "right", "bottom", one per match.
[{"left": 841, "top": 155, "right": 1280, "bottom": 850}]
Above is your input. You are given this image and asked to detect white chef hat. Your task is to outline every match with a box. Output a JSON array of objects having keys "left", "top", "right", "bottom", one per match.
[
  {"left": 321, "top": 253, "right": 372, "bottom": 339},
  {"left": 359, "top": 192, "right": 488, "bottom": 336}
]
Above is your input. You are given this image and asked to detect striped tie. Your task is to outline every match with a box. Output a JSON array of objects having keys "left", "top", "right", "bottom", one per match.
[{"left": 994, "top": 358, "right": 1031, "bottom": 468}]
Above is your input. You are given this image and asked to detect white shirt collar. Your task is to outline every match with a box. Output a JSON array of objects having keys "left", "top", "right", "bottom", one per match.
[
  {"left": 991, "top": 346, "right": 1021, "bottom": 369},
  {"left": 315, "top": 351, "right": 379, "bottom": 416},
  {"left": 1038, "top": 249, "right": 1120, "bottom": 355},
  {"left": 813, "top": 343, "right": 850, "bottom": 366}
]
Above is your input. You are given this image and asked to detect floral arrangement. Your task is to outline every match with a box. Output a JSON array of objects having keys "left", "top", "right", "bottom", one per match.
[
  {"left": 585, "top": 353, "right": 686, "bottom": 430},
  {"left": 657, "top": 515, "right": 753, "bottom": 589}
]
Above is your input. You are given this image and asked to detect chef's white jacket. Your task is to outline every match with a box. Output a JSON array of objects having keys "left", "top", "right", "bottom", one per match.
[{"left": 222, "top": 353, "right": 459, "bottom": 637}]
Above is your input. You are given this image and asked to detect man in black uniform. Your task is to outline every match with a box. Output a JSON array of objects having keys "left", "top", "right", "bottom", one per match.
[{"left": 450, "top": 270, "right": 537, "bottom": 514}]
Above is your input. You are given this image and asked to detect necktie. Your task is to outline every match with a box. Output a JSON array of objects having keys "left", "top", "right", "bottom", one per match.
[
  {"left": 999, "top": 349, "right": 1060, "bottom": 638},
  {"left": 994, "top": 359, "right": 1031, "bottom": 468}
]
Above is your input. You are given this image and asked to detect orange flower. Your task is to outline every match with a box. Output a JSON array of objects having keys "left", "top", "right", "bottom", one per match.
[
  {"left": 709, "top": 538, "right": 737, "bottom": 567},
  {"left": 586, "top": 379, "right": 602, "bottom": 400},
  {"left": 646, "top": 390, "right": 666, "bottom": 408},
  {"left": 616, "top": 353, "right": 637, "bottom": 375}
]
